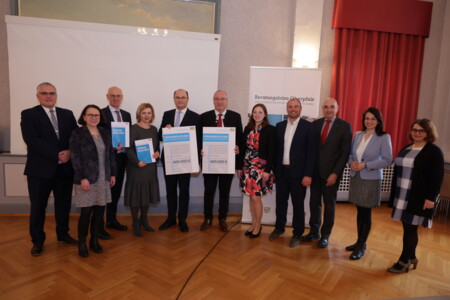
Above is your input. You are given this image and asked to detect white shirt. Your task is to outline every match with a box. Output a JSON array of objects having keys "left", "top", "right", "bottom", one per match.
[
  {"left": 356, "top": 133, "right": 373, "bottom": 162},
  {"left": 174, "top": 108, "right": 187, "bottom": 126},
  {"left": 215, "top": 109, "right": 227, "bottom": 127},
  {"left": 108, "top": 105, "right": 122, "bottom": 122},
  {"left": 283, "top": 117, "right": 300, "bottom": 165},
  {"left": 41, "top": 105, "right": 58, "bottom": 124}
]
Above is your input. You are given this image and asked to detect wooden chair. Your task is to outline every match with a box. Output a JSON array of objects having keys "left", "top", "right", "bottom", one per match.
[{"left": 435, "top": 172, "right": 450, "bottom": 217}]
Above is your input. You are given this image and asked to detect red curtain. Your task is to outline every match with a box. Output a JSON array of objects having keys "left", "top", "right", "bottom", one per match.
[
  {"left": 330, "top": 0, "right": 432, "bottom": 155},
  {"left": 331, "top": 28, "right": 426, "bottom": 154}
]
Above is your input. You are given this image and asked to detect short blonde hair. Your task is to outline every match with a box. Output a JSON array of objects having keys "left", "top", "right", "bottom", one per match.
[{"left": 136, "top": 103, "right": 155, "bottom": 123}]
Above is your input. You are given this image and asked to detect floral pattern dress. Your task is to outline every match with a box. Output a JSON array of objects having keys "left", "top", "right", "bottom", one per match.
[{"left": 240, "top": 128, "right": 273, "bottom": 196}]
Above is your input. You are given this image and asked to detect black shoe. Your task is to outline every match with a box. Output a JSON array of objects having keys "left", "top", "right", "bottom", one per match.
[
  {"left": 78, "top": 239, "right": 89, "bottom": 257},
  {"left": 345, "top": 242, "right": 359, "bottom": 251},
  {"left": 249, "top": 226, "right": 262, "bottom": 239},
  {"left": 301, "top": 232, "right": 320, "bottom": 242},
  {"left": 31, "top": 245, "right": 43, "bottom": 256},
  {"left": 349, "top": 244, "right": 366, "bottom": 260},
  {"left": 140, "top": 217, "right": 155, "bottom": 232},
  {"left": 159, "top": 219, "right": 176, "bottom": 230},
  {"left": 89, "top": 237, "right": 103, "bottom": 254},
  {"left": 268, "top": 229, "right": 284, "bottom": 241},
  {"left": 200, "top": 219, "right": 212, "bottom": 231},
  {"left": 179, "top": 221, "right": 189, "bottom": 233},
  {"left": 57, "top": 234, "right": 78, "bottom": 245},
  {"left": 107, "top": 220, "right": 128, "bottom": 231},
  {"left": 98, "top": 228, "right": 111, "bottom": 240},
  {"left": 132, "top": 220, "right": 142, "bottom": 237},
  {"left": 317, "top": 237, "right": 329, "bottom": 248},
  {"left": 289, "top": 234, "right": 302, "bottom": 247}
]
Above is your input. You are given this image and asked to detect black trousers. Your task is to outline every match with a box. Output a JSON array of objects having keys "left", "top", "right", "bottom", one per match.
[
  {"left": 27, "top": 165, "right": 73, "bottom": 246},
  {"left": 275, "top": 169, "right": 307, "bottom": 236},
  {"left": 106, "top": 153, "right": 127, "bottom": 224},
  {"left": 164, "top": 173, "right": 191, "bottom": 222},
  {"left": 203, "top": 174, "right": 233, "bottom": 220},
  {"left": 309, "top": 177, "right": 340, "bottom": 237}
]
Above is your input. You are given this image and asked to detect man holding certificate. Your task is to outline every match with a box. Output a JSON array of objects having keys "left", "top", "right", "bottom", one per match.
[
  {"left": 158, "top": 89, "right": 200, "bottom": 233},
  {"left": 100, "top": 86, "right": 131, "bottom": 237},
  {"left": 199, "top": 90, "right": 243, "bottom": 232}
]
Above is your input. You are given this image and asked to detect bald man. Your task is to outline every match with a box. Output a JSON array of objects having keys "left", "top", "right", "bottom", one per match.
[
  {"left": 100, "top": 86, "right": 132, "bottom": 237},
  {"left": 302, "top": 98, "right": 352, "bottom": 248}
]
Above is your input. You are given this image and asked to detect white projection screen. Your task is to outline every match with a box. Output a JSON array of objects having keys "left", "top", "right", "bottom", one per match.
[{"left": 6, "top": 15, "right": 220, "bottom": 154}]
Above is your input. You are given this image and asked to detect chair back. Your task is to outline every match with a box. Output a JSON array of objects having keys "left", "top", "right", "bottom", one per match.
[{"left": 440, "top": 172, "right": 450, "bottom": 199}]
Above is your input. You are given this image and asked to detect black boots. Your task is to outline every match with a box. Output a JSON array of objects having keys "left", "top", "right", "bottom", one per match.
[
  {"left": 347, "top": 218, "right": 371, "bottom": 260},
  {"left": 78, "top": 235, "right": 89, "bottom": 257}
]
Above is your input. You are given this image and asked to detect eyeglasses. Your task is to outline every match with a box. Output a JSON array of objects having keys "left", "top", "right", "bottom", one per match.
[
  {"left": 39, "top": 92, "right": 56, "bottom": 96},
  {"left": 214, "top": 97, "right": 227, "bottom": 101},
  {"left": 109, "top": 94, "right": 122, "bottom": 98},
  {"left": 411, "top": 128, "right": 425, "bottom": 134},
  {"left": 85, "top": 114, "right": 100, "bottom": 118},
  {"left": 175, "top": 96, "right": 187, "bottom": 100}
]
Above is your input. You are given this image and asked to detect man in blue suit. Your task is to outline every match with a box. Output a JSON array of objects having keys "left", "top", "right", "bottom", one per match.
[
  {"left": 269, "top": 98, "right": 317, "bottom": 247},
  {"left": 21, "top": 82, "right": 79, "bottom": 256},
  {"left": 100, "top": 86, "right": 132, "bottom": 237},
  {"left": 158, "top": 89, "right": 200, "bottom": 232}
]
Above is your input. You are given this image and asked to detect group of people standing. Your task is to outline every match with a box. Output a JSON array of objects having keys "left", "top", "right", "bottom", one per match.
[{"left": 21, "top": 82, "right": 444, "bottom": 274}]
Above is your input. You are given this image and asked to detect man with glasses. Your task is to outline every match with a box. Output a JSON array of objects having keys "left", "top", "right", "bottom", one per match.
[
  {"left": 199, "top": 90, "right": 243, "bottom": 232},
  {"left": 158, "top": 89, "right": 200, "bottom": 232},
  {"left": 21, "top": 82, "right": 78, "bottom": 256},
  {"left": 100, "top": 86, "right": 132, "bottom": 237}
]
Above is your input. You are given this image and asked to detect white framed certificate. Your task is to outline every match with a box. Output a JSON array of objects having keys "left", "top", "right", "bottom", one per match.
[
  {"left": 111, "top": 121, "right": 130, "bottom": 147},
  {"left": 162, "top": 126, "right": 199, "bottom": 175},
  {"left": 202, "top": 127, "right": 236, "bottom": 174},
  {"left": 135, "top": 138, "right": 155, "bottom": 163}
]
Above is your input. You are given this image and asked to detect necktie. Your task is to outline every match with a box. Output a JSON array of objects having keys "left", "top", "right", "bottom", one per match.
[
  {"left": 49, "top": 109, "right": 59, "bottom": 139},
  {"left": 115, "top": 110, "right": 122, "bottom": 122},
  {"left": 321, "top": 119, "right": 331, "bottom": 144},
  {"left": 217, "top": 113, "right": 223, "bottom": 127},
  {"left": 175, "top": 111, "right": 182, "bottom": 127}
]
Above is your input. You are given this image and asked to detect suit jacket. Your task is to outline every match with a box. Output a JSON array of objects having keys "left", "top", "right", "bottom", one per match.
[
  {"left": 199, "top": 109, "right": 243, "bottom": 169},
  {"left": 348, "top": 131, "right": 392, "bottom": 180},
  {"left": 159, "top": 108, "right": 200, "bottom": 172},
  {"left": 389, "top": 142, "right": 444, "bottom": 219},
  {"left": 70, "top": 126, "right": 117, "bottom": 184},
  {"left": 238, "top": 124, "right": 276, "bottom": 172},
  {"left": 21, "top": 105, "right": 78, "bottom": 178},
  {"left": 274, "top": 118, "right": 317, "bottom": 180},
  {"left": 313, "top": 117, "right": 352, "bottom": 179},
  {"left": 101, "top": 106, "right": 132, "bottom": 152}
]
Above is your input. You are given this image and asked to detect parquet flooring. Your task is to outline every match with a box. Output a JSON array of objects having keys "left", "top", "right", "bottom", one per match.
[{"left": 0, "top": 204, "right": 449, "bottom": 300}]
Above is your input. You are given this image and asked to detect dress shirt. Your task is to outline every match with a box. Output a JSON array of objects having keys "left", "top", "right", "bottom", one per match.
[
  {"left": 174, "top": 108, "right": 187, "bottom": 126},
  {"left": 355, "top": 133, "right": 373, "bottom": 162},
  {"left": 215, "top": 109, "right": 227, "bottom": 127},
  {"left": 320, "top": 116, "right": 336, "bottom": 139},
  {"left": 282, "top": 117, "right": 300, "bottom": 165},
  {"left": 108, "top": 105, "right": 123, "bottom": 122}
]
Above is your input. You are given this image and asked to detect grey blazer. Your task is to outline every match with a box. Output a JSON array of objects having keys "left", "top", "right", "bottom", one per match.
[{"left": 348, "top": 131, "right": 392, "bottom": 180}]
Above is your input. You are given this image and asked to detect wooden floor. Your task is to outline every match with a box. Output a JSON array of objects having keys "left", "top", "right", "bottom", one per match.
[{"left": 0, "top": 204, "right": 449, "bottom": 300}]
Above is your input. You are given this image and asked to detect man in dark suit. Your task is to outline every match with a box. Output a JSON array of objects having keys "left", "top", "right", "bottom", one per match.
[
  {"left": 100, "top": 86, "right": 131, "bottom": 236},
  {"left": 199, "top": 90, "right": 243, "bottom": 232},
  {"left": 269, "top": 98, "right": 317, "bottom": 247},
  {"left": 302, "top": 98, "right": 352, "bottom": 248},
  {"left": 158, "top": 89, "right": 200, "bottom": 232},
  {"left": 21, "top": 82, "right": 79, "bottom": 256}
]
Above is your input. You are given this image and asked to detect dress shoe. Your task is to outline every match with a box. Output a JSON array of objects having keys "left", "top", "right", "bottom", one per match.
[
  {"left": 268, "top": 229, "right": 284, "bottom": 241},
  {"left": 132, "top": 220, "right": 143, "bottom": 237},
  {"left": 200, "top": 219, "right": 212, "bottom": 231},
  {"left": 78, "top": 237, "right": 89, "bottom": 258},
  {"left": 57, "top": 234, "right": 78, "bottom": 245},
  {"left": 349, "top": 243, "right": 366, "bottom": 260},
  {"left": 89, "top": 237, "right": 103, "bottom": 254},
  {"left": 179, "top": 221, "right": 189, "bottom": 233},
  {"left": 345, "top": 242, "right": 359, "bottom": 251},
  {"left": 289, "top": 234, "right": 302, "bottom": 247},
  {"left": 245, "top": 228, "right": 254, "bottom": 236},
  {"left": 410, "top": 257, "right": 419, "bottom": 270},
  {"left": 107, "top": 220, "right": 128, "bottom": 231},
  {"left": 159, "top": 219, "right": 176, "bottom": 230},
  {"left": 219, "top": 219, "right": 228, "bottom": 232},
  {"left": 317, "top": 237, "right": 329, "bottom": 248},
  {"left": 387, "top": 261, "right": 411, "bottom": 273},
  {"left": 98, "top": 228, "right": 111, "bottom": 240},
  {"left": 31, "top": 245, "right": 43, "bottom": 256},
  {"left": 140, "top": 217, "right": 155, "bottom": 232},
  {"left": 301, "top": 232, "right": 320, "bottom": 242},
  {"left": 249, "top": 226, "right": 262, "bottom": 239}
]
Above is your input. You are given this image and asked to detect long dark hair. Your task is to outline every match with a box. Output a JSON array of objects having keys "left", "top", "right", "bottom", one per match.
[
  {"left": 78, "top": 104, "right": 106, "bottom": 126},
  {"left": 362, "top": 107, "right": 386, "bottom": 136},
  {"left": 247, "top": 103, "right": 269, "bottom": 130}
]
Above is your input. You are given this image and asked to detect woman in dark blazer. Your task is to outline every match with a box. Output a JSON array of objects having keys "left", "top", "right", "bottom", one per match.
[
  {"left": 388, "top": 119, "right": 444, "bottom": 273},
  {"left": 237, "top": 104, "right": 275, "bottom": 238},
  {"left": 70, "top": 105, "right": 117, "bottom": 257},
  {"left": 346, "top": 107, "right": 392, "bottom": 260}
]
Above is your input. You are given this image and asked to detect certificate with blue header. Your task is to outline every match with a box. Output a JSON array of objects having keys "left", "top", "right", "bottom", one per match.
[
  {"left": 111, "top": 121, "right": 130, "bottom": 147},
  {"left": 162, "top": 126, "right": 199, "bottom": 175},
  {"left": 135, "top": 138, "right": 155, "bottom": 163},
  {"left": 202, "top": 127, "right": 235, "bottom": 174}
]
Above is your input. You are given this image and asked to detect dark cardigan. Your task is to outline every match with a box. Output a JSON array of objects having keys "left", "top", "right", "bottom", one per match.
[
  {"left": 238, "top": 124, "right": 276, "bottom": 172},
  {"left": 70, "top": 126, "right": 117, "bottom": 184},
  {"left": 389, "top": 142, "right": 444, "bottom": 219}
]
